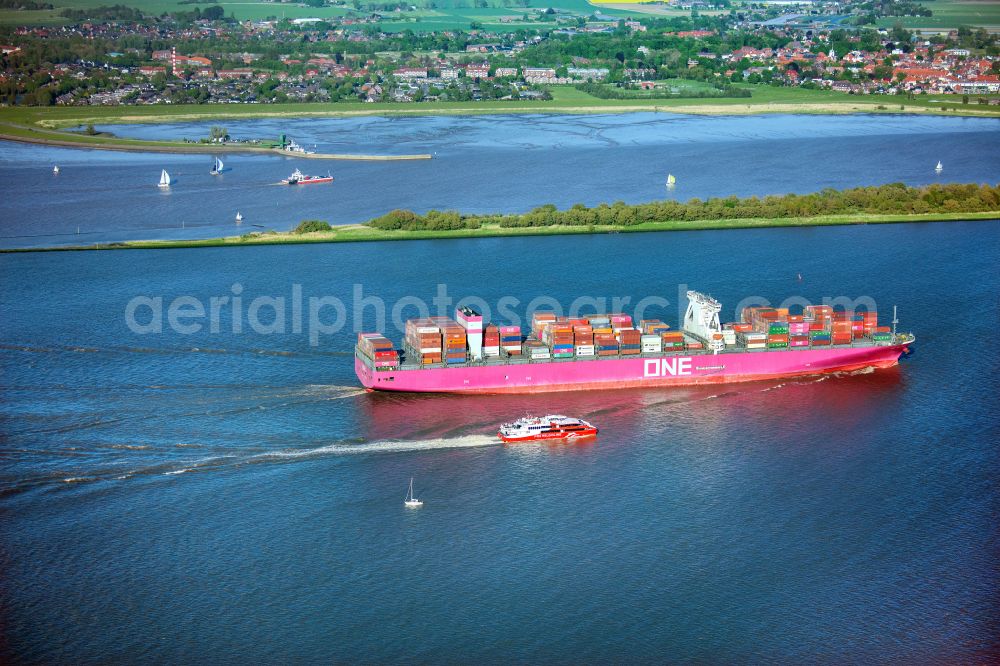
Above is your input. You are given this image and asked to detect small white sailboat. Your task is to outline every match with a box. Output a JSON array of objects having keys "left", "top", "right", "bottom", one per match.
[
  {"left": 211, "top": 156, "right": 224, "bottom": 175},
  {"left": 935, "top": 160, "right": 943, "bottom": 173},
  {"left": 158, "top": 169, "right": 171, "bottom": 188},
  {"left": 53, "top": 165, "right": 60, "bottom": 174},
  {"left": 666, "top": 173, "right": 676, "bottom": 186},
  {"left": 404, "top": 478, "right": 423, "bottom": 508},
  {"left": 235, "top": 211, "right": 243, "bottom": 224}
]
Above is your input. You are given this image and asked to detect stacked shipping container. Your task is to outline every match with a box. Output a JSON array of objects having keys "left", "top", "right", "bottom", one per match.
[
  {"left": 363, "top": 304, "right": 892, "bottom": 369},
  {"left": 617, "top": 329, "right": 641, "bottom": 355},
  {"left": 736, "top": 305, "right": 882, "bottom": 349},
  {"left": 357, "top": 333, "right": 399, "bottom": 369},
  {"left": 483, "top": 324, "right": 500, "bottom": 358},
  {"left": 404, "top": 320, "right": 442, "bottom": 365},
  {"left": 500, "top": 325, "right": 522, "bottom": 355},
  {"left": 441, "top": 322, "right": 468, "bottom": 365}
]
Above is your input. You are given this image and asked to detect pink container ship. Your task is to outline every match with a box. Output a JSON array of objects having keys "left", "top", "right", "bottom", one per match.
[{"left": 355, "top": 290, "right": 914, "bottom": 394}]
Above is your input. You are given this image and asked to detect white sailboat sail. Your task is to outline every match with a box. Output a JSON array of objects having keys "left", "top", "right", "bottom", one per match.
[
  {"left": 935, "top": 161, "right": 943, "bottom": 173},
  {"left": 159, "top": 169, "right": 171, "bottom": 187},
  {"left": 404, "top": 478, "right": 423, "bottom": 507},
  {"left": 212, "top": 157, "right": 223, "bottom": 174}
]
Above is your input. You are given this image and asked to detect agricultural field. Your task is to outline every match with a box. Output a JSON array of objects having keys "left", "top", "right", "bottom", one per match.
[
  {"left": 0, "top": 0, "right": 644, "bottom": 29},
  {"left": 589, "top": 2, "right": 727, "bottom": 18},
  {"left": 374, "top": 0, "right": 645, "bottom": 32},
  {"left": 543, "top": 83, "right": 901, "bottom": 108},
  {"left": 0, "top": 1, "right": 351, "bottom": 25},
  {"left": 0, "top": 0, "right": 634, "bottom": 25},
  {"left": 875, "top": 0, "right": 1000, "bottom": 31},
  {"left": 0, "top": 8, "right": 69, "bottom": 26}
]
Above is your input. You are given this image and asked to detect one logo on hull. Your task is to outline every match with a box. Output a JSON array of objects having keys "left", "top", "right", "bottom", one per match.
[{"left": 644, "top": 357, "right": 692, "bottom": 378}]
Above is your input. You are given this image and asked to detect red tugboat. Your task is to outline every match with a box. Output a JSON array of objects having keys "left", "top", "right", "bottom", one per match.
[
  {"left": 282, "top": 168, "right": 333, "bottom": 185},
  {"left": 497, "top": 415, "right": 599, "bottom": 443}
]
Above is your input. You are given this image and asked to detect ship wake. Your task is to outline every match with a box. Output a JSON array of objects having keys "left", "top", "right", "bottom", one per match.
[{"left": 253, "top": 434, "right": 499, "bottom": 460}]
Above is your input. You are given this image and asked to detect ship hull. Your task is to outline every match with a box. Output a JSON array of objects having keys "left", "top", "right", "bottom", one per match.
[
  {"left": 498, "top": 430, "right": 598, "bottom": 443},
  {"left": 283, "top": 177, "right": 333, "bottom": 185},
  {"left": 356, "top": 344, "right": 909, "bottom": 394}
]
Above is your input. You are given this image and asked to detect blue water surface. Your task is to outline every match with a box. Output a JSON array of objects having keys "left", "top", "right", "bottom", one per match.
[
  {"left": 1, "top": 215, "right": 998, "bottom": 662},
  {"left": 1, "top": 113, "right": 998, "bottom": 248}
]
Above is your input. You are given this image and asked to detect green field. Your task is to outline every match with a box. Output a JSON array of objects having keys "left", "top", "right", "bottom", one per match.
[
  {"left": 876, "top": 0, "right": 1000, "bottom": 30},
  {"left": 0, "top": 8, "right": 71, "bottom": 26},
  {"left": 3, "top": 0, "right": 997, "bottom": 31},
  {"left": 578, "top": 78, "right": 725, "bottom": 98},
  {"left": 551, "top": 83, "right": 1000, "bottom": 112},
  {"left": 27, "top": 0, "right": 346, "bottom": 20},
  {"left": 7, "top": 211, "right": 998, "bottom": 253},
  {"left": 0, "top": 0, "right": 643, "bottom": 30}
]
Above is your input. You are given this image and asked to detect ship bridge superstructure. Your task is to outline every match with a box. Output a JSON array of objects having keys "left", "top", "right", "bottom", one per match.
[{"left": 683, "top": 290, "right": 725, "bottom": 353}]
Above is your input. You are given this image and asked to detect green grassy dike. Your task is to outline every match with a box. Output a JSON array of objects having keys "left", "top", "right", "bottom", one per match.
[
  {"left": 6, "top": 211, "right": 997, "bottom": 253},
  {"left": 0, "top": 120, "right": 431, "bottom": 159}
]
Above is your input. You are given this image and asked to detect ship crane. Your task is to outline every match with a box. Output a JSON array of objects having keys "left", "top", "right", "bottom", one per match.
[{"left": 684, "top": 290, "right": 725, "bottom": 354}]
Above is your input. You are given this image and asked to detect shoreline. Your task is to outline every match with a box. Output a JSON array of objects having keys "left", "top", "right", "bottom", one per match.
[
  {"left": 1, "top": 91, "right": 998, "bottom": 157},
  {"left": 5, "top": 212, "right": 997, "bottom": 253},
  {"left": 0, "top": 127, "right": 432, "bottom": 160}
]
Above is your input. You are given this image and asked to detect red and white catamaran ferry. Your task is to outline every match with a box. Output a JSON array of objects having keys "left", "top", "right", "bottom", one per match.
[{"left": 497, "top": 415, "right": 599, "bottom": 443}]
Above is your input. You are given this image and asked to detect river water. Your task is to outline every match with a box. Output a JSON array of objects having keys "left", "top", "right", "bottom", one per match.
[
  {"left": 1, "top": 113, "right": 999, "bottom": 662},
  {"left": 1, "top": 113, "right": 999, "bottom": 248}
]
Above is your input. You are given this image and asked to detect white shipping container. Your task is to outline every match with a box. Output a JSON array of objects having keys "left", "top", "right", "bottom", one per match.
[
  {"left": 642, "top": 343, "right": 662, "bottom": 353},
  {"left": 418, "top": 347, "right": 442, "bottom": 353},
  {"left": 415, "top": 326, "right": 439, "bottom": 334},
  {"left": 575, "top": 345, "right": 595, "bottom": 354},
  {"left": 640, "top": 334, "right": 661, "bottom": 344}
]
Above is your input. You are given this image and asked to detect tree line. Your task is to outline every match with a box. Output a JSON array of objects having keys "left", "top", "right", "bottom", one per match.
[
  {"left": 365, "top": 183, "right": 1000, "bottom": 231},
  {"left": 0, "top": 1, "right": 53, "bottom": 9}
]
